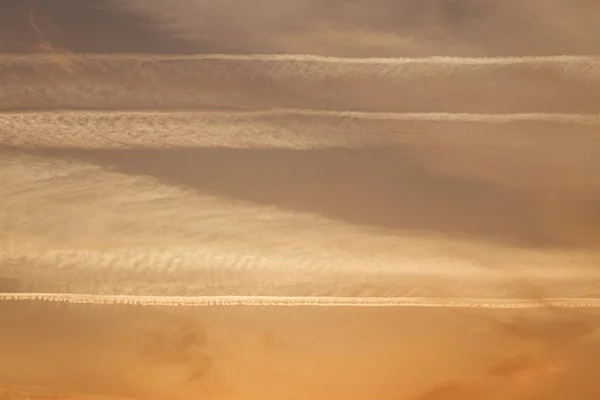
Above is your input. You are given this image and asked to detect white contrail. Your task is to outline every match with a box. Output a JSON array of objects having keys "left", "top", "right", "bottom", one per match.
[
  {"left": 2, "top": 110, "right": 599, "bottom": 149},
  {"left": 1, "top": 293, "right": 600, "bottom": 308},
  {"left": 4, "top": 109, "right": 600, "bottom": 122},
  {"left": 2, "top": 53, "right": 600, "bottom": 64},
  {"left": 2, "top": 53, "right": 599, "bottom": 113}
]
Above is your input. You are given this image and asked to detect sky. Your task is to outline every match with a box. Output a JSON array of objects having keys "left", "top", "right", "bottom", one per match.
[
  {"left": 1, "top": 2, "right": 600, "bottom": 399},
  {"left": 1, "top": 0, "right": 599, "bottom": 55}
]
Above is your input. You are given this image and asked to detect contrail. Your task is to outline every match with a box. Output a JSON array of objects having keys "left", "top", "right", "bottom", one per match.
[
  {"left": 2, "top": 110, "right": 599, "bottom": 149},
  {"left": 3, "top": 53, "right": 599, "bottom": 113},
  {"left": 1, "top": 293, "right": 600, "bottom": 308},
  {"left": 4, "top": 109, "right": 600, "bottom": 121},
  {"left": 2, "top": 53, "right": 600, "bottom": 64}
]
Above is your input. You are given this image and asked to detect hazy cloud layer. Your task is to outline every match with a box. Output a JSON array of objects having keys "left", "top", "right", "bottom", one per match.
[{"left": 1, "top": 0, "right": 599, "bottom": 55}]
